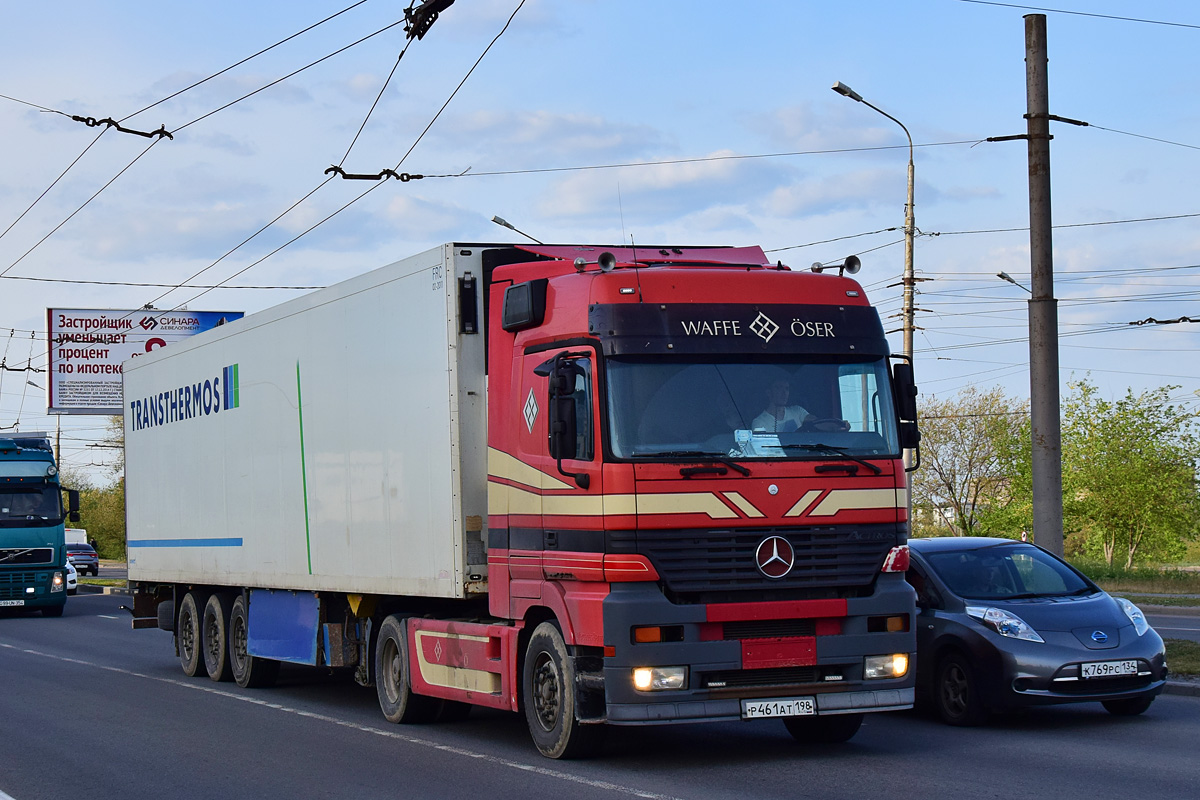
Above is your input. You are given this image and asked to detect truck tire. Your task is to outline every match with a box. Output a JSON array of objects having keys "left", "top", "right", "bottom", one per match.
[
  {"left": 374, "top": 615, "right": 441, "bottom": 724},
  {"left": 228, "top": 594, "right": 279, "bottom": 689},
  {"left": 783, "top": 713, "right": 864, "bottom": 744},
  {"left": 177, "top": 591, "right": 205, "bottom": 677},
  {"left": 202, "top": 593, "right": 235, "bottom": 682},
  {"left": 522, "top": 621, "right": 604, "bottom": 759},
  {"left": 42, "top": 604, "right": 65, "bottom": 617}
]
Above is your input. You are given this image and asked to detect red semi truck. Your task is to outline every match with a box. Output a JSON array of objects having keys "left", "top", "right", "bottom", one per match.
[{"left": 126, "top": 242, "right": 919, "bottom": 758}]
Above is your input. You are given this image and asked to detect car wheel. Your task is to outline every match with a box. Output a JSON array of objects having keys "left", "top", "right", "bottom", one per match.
[
  {"left": 67, "top": 588, "right": 77, "bottom": 596},
  {"left": 202, "top": 593, "right": 235, "bottom": 682},
  {"left": 522, "top": 621, "right": 604, "bottom": 759},
  {"left": 228, "top": 594, "right": 279, "bottom": 689},
  {"left": 783, "top": 713, "right": 864, "bottom": 744},
  {"left": 1102, "top": 695, "right": 1154, "bottom": 716},
  {"left": 91, "top": 567, "right": 99, "bottom": 577},
  {"left": 177, "top": 591, "right": 206, "bottom": 677},
  {"left": 374, "top": 615, "right": 442, "bottom": 724},
  {"left": 935, "top": 653, "right": 988, "bottom": 726}
]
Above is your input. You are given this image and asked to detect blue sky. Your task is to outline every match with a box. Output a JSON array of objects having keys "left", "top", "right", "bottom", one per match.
[{"left": 2, "top": 0, "right": 1198, "bottom": 478}]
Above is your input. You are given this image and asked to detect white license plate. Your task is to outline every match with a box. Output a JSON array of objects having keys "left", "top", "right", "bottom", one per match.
[
  {"left": 0, "top": 599, "right": 25, "bottom": 607},
  {"left": 1081, "top": 660, "right": 1138, "bottom": 679},
  {"left": 741, "top": 697, "right": 816, "bottom": 719}
]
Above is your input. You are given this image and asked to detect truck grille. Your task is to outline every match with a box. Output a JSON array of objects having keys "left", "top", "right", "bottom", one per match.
[
  {"left": 0, "top": 572, "right": 37, "bottom": 599},
  {"left": 635, "top": 523, "right": 898, "bottom": 598},
  {"left": 723, "top": 619, "right": 816, "bottom": 639},
  {"left": 0, "top": 548, "right": 54, "bottom": 565},
  {"left": 702, "top": 666, "right": 821, "bottom": 691}
]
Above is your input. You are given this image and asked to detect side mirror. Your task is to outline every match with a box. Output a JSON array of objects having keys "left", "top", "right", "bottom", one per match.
[
  {"left": 892, "top": 362, "right": 918, "bottom": 422},
  {"left": 544, "top": 356, "right": 589, "bottom": 488},
  {"left": 66, "top": 488, "right": 81, "bottom": 523}
]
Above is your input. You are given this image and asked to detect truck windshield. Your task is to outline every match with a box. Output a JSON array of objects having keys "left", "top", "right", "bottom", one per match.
[
  {"left": 0, "top": 487, "right": 64, "bottom": 527},
  {"left": 605, "top": 357, "right": 901, "bottom": 460}
]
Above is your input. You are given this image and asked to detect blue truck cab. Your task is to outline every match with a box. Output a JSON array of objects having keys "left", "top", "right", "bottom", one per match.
[{"left": 0, "top": 434, "right": 80, "bottom": 617}]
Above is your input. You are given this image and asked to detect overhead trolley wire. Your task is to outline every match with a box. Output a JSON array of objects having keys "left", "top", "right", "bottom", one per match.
[{"left": 166, "top": 0, "right": 526, "bottom": 311}]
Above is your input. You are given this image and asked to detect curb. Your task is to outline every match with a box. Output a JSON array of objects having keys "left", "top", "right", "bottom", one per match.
[
  {"left": 1140, "top": 604, "right": 1200, "bottom": 617},
  {"left": 1164, "top": 681, "right": 1200, "bottom": 698},
  {"left": 76, "top": 584, "right": 130, "bottom": 595}
]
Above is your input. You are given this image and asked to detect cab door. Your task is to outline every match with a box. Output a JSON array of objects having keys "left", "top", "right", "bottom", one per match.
[{"left": 511, "top": 348, "right": 604, "bottom": 596}]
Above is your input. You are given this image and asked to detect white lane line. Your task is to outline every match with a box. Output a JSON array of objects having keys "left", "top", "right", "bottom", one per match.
[
  {"left": 97, "top": 615, "right": 120, "bottom": 620},
  {"left": 0, "top": 643, "right": 683, "bottom": 800}
]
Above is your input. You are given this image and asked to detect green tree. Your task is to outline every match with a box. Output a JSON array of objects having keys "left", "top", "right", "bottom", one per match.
[
  {"left": 1062, "top": 381, "right": 1200, "bottom": 568},
  {"left": 912, "top": 387, "right": 1025, "bottom": 537},
  {"left": 58, "top": 416, "right": 126, "bottom": 559}
]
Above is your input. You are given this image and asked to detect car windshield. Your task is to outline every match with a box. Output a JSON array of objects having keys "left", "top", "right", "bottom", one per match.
[
  {"left": 605, "top": 356, "right": 901, "bottom": 459},
  {"left": 0, "top": 487, "right": 63, "bottom": 528},
  {"left": 924, "top": 543, "right": 1094, "bottom": 600}
]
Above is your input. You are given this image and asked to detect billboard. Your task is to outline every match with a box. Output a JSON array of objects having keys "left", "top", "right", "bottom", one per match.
[{"left": 47, "top": 308, "right": 244, "bottom": 415}]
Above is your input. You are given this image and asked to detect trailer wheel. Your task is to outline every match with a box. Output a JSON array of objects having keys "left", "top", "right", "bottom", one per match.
[
  {"left": 177, "top": 591, "right": 205, "bottom": 677},
  {"left": 783, "top": 713, "right": 864, "bottom": 744},
  {"left": 522, "top": 621, "right": 604, "bottom": 759},
  {"left": 202, "top": 593, "right": 235, "bottom": 682},
  {"left": 228, "top": 594, "right": 279, "bottom": 689},
  {"left": 374, "top": 615, "right": 441, "bottom": 724}
]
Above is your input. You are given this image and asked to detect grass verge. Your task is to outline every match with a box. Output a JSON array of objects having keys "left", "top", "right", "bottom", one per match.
[
  {"left": 1166, "top": 639, "right": 1200, "bottom": 677},
  {"left": 1072, "top": 561, "right": 1200, "bottom": 595},
  {"left": 78, "top": 578, "right": 126, "bottom": 587}
]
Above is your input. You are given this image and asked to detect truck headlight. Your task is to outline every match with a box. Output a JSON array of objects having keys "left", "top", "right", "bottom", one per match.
[
  {"left": 632, "top": 666, "right": 688, "bottom": 691},
  {"left": 51, "top": 572, "right": 64, "bottom": 592},
  {"left": 864, "top": 653, "right": 909, "bottom": 679}
]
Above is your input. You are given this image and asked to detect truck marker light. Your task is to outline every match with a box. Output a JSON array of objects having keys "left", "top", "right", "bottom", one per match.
[{"left": 634, "top": 626, "right": 662, "bottom": 643}]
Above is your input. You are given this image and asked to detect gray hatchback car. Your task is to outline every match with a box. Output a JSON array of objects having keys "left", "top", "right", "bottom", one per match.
[{"left": 907, "top": 537, "right": 1167, "bottom": 725}]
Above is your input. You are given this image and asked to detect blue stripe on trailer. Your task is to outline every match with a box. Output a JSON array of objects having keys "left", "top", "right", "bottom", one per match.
[{"left": 127, "top": 538, "right": 244, "bottom": 548}]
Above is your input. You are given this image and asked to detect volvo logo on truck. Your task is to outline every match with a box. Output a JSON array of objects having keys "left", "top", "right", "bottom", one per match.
[{"left": 129, "top": 364, "right": 239, "bottom": 432}]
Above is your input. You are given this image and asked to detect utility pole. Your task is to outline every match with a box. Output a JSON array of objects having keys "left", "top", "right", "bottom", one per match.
[{"left": 1024, "top": 14, "right": 1064, "bottom": 557}]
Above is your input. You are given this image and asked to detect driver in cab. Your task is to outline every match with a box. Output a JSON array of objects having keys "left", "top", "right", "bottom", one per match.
[{"left": 752, "top": 381, "right": 849, "bottom": 433}]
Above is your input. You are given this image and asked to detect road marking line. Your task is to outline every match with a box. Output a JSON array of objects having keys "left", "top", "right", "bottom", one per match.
[{"left": 0, "top": 643, "right": 684, "bottom": 800}]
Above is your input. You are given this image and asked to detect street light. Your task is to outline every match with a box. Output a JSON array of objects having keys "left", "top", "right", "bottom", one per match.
[
  {"left": 832, "top": 82, "right": 916, "bottom": 364},
  {"left": 491, "top": 215, "right": 544, "bottom": 245},
  {"left": 997, "top": 271, "right": 1033, "bottom": 293},
  {"left": 832, "top": 80, "right": 917, "bottom": 509}
]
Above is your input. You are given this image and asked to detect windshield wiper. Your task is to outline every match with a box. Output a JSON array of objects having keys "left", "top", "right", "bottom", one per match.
[
  {"left": 632, "top": 450, "right": 751, "bottom": 476},
  {"left": 779, "top": 443, "right": 883, "bottom": 474}
]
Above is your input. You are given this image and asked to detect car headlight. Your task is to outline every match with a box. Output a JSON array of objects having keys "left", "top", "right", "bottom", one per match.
[
  {"left": 966, "top": 606, "right": 1044, "bottom": 643},
  {"left": 1114, "top": 597, "right": 1150, "bottom": 636}
]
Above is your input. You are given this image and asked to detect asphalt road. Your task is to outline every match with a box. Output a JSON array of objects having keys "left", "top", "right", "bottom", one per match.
[{"left": 2, "top": 593, "right": 1198, "bottom": 800}]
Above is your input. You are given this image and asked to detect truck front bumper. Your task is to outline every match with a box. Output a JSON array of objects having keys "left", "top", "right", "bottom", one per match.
[{"left": 600, "top": 580, "right": 916, "bottom": 724}]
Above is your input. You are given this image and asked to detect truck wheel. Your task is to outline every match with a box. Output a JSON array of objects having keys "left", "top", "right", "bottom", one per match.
[
  {"left": 374, "top": 615, "right": 441, "bottom": 724},
  {"left": 42, "top": 604, "right": 65, "bottom": 618},
  {"left": 935, "top": 653, "right": 988, "bottom": 726},
  {"left": 522, "top": 621, "right": 604, "bottom": 759},
  {"left": 783, "top": 713, "right": 863, "bottom": 744},
  {"left": 177, "top": 591, "right": 205, "bottom": 677},
  {"left": 202, "top": 593, "right": 235, "bottom": 682},
  {"left": 228, "top": 594, "right": 279, "bottom": 689}
]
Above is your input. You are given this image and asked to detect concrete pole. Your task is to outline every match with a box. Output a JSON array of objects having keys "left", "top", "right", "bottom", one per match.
[{"left": 1024, "top": 14, "right": 1065, "bottom": 556}]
